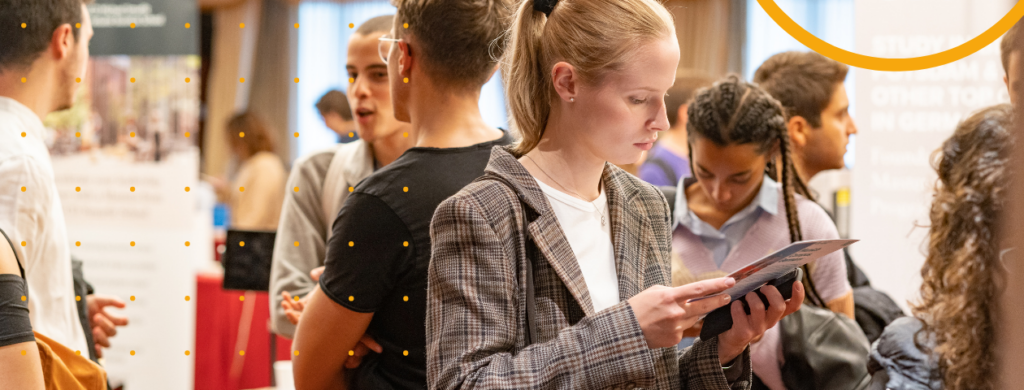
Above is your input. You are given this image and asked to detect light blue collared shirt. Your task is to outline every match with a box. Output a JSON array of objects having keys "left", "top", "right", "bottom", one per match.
[{"left": 673, "top": 174, "right": 780, "bottom": 268}]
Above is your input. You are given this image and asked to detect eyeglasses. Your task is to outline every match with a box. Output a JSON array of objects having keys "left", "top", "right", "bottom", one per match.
[{"left": 378, "top": 34, "right": 402, "bottom": 64}]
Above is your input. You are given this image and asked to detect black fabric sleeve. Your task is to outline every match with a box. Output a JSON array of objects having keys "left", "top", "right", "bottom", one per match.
[
  {"left": 0, "top": 274, "right": 34, "bottom": 347},
  {"left": 319, "top": 193, "right": 414, "bottom": 313}
]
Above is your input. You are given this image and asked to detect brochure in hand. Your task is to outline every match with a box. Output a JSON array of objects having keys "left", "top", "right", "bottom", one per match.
[{"left": 688, "top": 239, "right": 858, "bottom": 303}]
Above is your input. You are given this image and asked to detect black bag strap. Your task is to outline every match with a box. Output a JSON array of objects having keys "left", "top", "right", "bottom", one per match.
[
  {"left": 658, "top": 185, "right": 677, "bottom": 216},
  {"left": 0, "top": 227, "right": 26, "bottom": 279},
  {"left": 519, "top": 199, "right": 539, "bottom": 346}
]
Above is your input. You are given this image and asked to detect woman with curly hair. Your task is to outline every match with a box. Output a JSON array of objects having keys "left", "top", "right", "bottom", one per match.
[{"left": 868, "top": 104, "right": 1013, "bottom": 390}]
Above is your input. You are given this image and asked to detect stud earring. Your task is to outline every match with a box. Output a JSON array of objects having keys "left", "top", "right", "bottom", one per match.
[{"left": 569, "top": 97, "right": 575, "bottom": 102}]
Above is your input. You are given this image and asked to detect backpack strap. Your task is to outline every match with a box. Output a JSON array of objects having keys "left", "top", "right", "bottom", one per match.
[
  {"left": 321, "top": 141, "right": 374, "bottom": 236},
  {"left": 0, "top": 227, "right": 25, "bottom": 279}
]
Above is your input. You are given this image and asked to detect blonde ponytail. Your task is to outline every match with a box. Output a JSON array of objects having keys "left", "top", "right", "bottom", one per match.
[
  {"left": 503, "top": 2, "right": 550, "bottom": 155},
  {"left": 502, "top": 0, "right": 675, "bottom": 156}
]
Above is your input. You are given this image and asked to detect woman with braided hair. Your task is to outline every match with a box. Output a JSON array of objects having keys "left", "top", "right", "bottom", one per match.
[
  {"left": 868, "top": 104, "right": 1013, "bottom": 390},
  {"left": 669, "top": 75, "right": 853, "bottom": 389}
]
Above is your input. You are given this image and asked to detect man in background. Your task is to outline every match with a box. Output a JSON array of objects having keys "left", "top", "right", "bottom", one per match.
[
  {"left": 270, "top": 15, "right": 414, "bottom": 341},
  {"left": 317, "top": 89, "right": 358, "bottom": 143},
  {"left": 754, "top": 51, "right": 857, "bottom": 185},
  {"left": 0, "top": 0, "right": 127, "bottom": 360}
]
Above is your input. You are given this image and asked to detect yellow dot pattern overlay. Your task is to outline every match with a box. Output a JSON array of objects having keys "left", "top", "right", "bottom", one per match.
[
  {"left": 294, "top": 77, "right": 300, "bottom": 83},
  {"left": 185, "top": 23, "right": 191, "bottom": 29},
  {"left": 239, "top": 131, "right": 245, "bottom": 138},
  {"left": 185, "top": 241, "right": 190, "bottom": 246},
  {"left": 404, "top": 23, "right": 409, "bottom": 29},
  {"left": 294, "top": 23, "right": 299, "bottom": 28},
  {"left": 348, "top": 186, "right": 354, "bottom": 192},
  {"left": 20, "top": 241, "right": 26, "bottom": 247},
  {"left": 239, "top": 186, "right": 245, "bottom": 192},
  {"left": 130, "top": 186, "right": 136, "bottom": 192},
  {"left": 348, "top": 132, "right": 354, "bottom": 138},
  {"left": 349, "top": 77, "right": 354, "bottom": 83},
  {"left": 403, "top": 350, "right": 409, "bottom": 356},
  {"left": 21, "top": 23, "right": 26, "bottom": 28},
  {"left": 404, "top": 77, "right": 409, "bottom": 83},
  {"left": 21, "top": 296, "right": 26, "bottom": 302},
  {"left": 76, "top": 350, "right": 81, "bottom": 355},
  {"left": 75, "top": 186, "right": 81, "bottom": 192},
  {"left": 185, "top": 186, "right": 191, "bottom": 192},
  {"left": 76, "top": 23, "right": 80, "bottom": 29},
  {"left": 130, "top": 241, "right": 136, "bottom": 246},
  {"left": 20, "top": 186, "right": 26, "bottom": 192},
  {"left": 185, "top": 132, "right": 191, "bottom": 137},
  {"left": 239, "top": 77, "right": 245, "bottom": 83},
  {"left": 75, "top": 132, "right": 81, "bottom": 137},
  {"left": 239, "top": 350, "right": 245, "bottom": 356},
  {"left": 130, "top": 295, "right": 136, "bottom": 301},
  {"left": 21, "top": 131, "right": 26, "bottom": 137},
  {"left": 239, "top": 295, "right": 245, "bottom": 301},
  {"left": 403, "top": 295, "right": 409, "bottom": 302},
  {"left": 293, "top": 186, "right": 299, "bottom": 192},
  {"left": 185, "top": 77, "right": 191, "bottom": 83},
  {"left": 185, "top": 295, "right": 191, "bottom": 301},
  {"left": 130, "top": 23, "right": 136, "bottom": 28},
  {"left": 293, "top": 350, "right": 299, "bottom": 356},
  {"left": 348, "top": 350, "right": 354, "bottom": 356},
  {"left": 348, "top": 23, "right": 354, "bottom": 28},
  {"left": 76, "top": 77, "right": 81, "bottom": 83},
  {"left": 76, "top": 241, "right": 81, "bottom": 246},
  {"left": 130, "top": 77, "right": 136, "bottom": 83},
  {"left": 403, "top": 132, "right": 409, "bottom": 138},
  {"left": 76, "top": 295, "right": 81, "bottom": 302},
  {"left": 348, "top": 241, "right": 354, "bottom": 247},
  {"left": 293, "top": 295, "right": 299, "bottom": 302},
  {"left": 130, "top": 350, "right": 136, "bottom": 356},
  {"left": 348, "top": 296, "right": 354, "bottom": 301},
  {"left": 293, "top": 132, "right": 300, "bottom": 137},
  {"left": 239, "top": 23, "right": 245, "bottom": 29},
  {"left": 240, "top": 241, "right": 245, "bottom": 247},
  {"left": 294, "top": 241, "right": 300, "bottom": 247},
  {"left": 21, "top": 350, "right": 26, "bottom": 356},
  {"left": 185, "top": 350, "right": 191, "bottom": 356},
  {"left": 403, "top": 186, "right": 409, "bottom": 192},
  {"left": 403, "top": 241, "right": 409, "bottom": 247},
  {"left": 130, "top": 132, "right": 136, "bottom": 137}
]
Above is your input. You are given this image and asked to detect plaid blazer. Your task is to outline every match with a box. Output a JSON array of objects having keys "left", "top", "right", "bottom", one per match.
[{"left": 427, "top": 146, "right": 752, "bottom": 389}]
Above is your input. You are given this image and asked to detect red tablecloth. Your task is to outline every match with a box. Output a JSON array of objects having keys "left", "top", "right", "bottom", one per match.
[{"left": 195, "top": 273, "right": 293, "bottom": 390}]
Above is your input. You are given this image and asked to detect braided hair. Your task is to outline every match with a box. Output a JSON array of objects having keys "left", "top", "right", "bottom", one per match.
[{"left": 686, "top": 75, "right": 822, "bottom": 304}]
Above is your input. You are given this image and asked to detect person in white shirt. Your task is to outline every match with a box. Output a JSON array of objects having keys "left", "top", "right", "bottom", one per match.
[{"left": 0, "top": 0, "right": 127, "bottom": 359}]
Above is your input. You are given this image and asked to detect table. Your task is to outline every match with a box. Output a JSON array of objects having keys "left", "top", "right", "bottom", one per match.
[{"left": 195, "top": 273, "right": 293, "bottom": 390}]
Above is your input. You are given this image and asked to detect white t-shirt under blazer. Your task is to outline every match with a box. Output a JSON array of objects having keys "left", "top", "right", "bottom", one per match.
[{"left": 534, "top": 178, "right": 620, "bottom": 313}]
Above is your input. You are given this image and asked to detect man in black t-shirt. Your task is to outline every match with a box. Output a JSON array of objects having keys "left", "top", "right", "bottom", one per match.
[{"left": 290, "top": 2, "right": 513, "bottom": 389}]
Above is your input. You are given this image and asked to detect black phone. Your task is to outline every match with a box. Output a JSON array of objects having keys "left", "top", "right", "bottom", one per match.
[{"left": 698, "top": 268, "right": 802, "bottom": 340}]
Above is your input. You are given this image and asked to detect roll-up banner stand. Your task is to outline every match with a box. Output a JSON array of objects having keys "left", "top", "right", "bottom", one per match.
[
  {"left": 851, "top": 0, "right": 1013, "bottom": 312},
  {"left": 47, "top": 1, "right": 208, "bottom": 388}
]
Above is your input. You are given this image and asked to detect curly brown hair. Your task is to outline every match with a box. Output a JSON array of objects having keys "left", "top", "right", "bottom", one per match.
[{"left": 914, "top": 104, "right": 1013, "bottom": 390}]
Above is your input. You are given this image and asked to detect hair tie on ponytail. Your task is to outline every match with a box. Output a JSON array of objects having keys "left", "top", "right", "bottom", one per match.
[{"left": 533, "top": 0, "right": 558, "bottom": 17}]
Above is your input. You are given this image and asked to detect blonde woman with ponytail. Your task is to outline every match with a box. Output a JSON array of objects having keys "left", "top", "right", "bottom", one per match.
[{"left": 426, "top": 0, "right": 804, "bottom": 388}]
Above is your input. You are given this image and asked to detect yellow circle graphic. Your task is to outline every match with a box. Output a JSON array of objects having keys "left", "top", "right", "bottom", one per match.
[{"left": 757, "top": 0, "right": 1024, "bottom": 71}]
